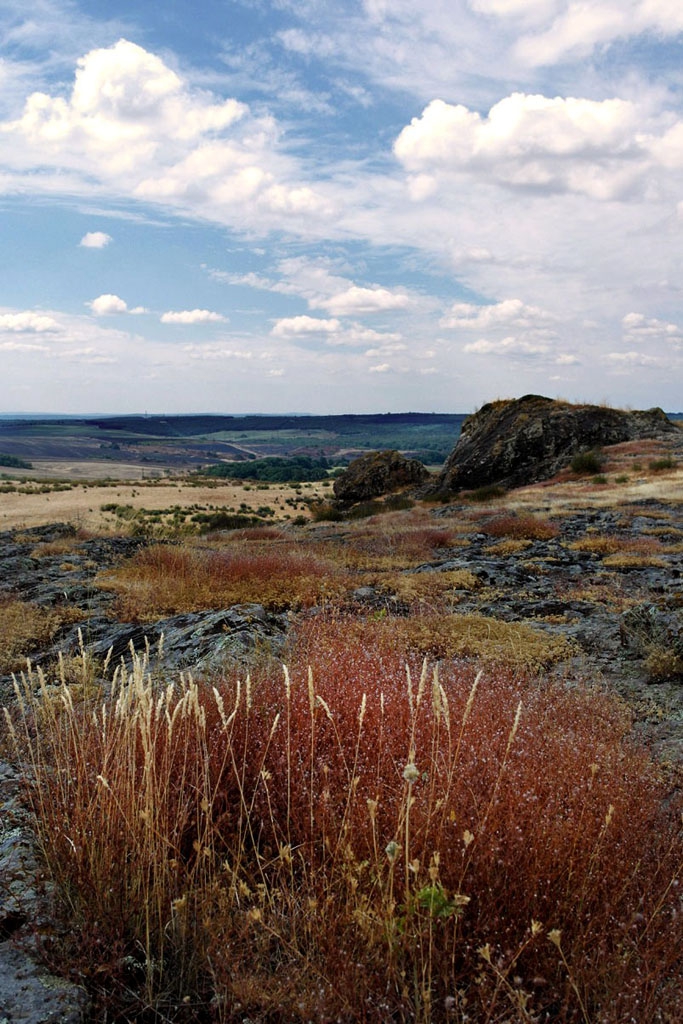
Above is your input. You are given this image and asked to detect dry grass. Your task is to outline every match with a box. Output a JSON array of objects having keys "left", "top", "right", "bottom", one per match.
[
  {"left": 5, "top": 626, "right": 682, "bottom": 1023},
  {"left": 378, "top": 569, "right": 481, "bottom": 607},
  {"left": 98, "top": 542, "right": 350, "bottom": 618},
  {"left": 332, "top": 513, "right": 459, "bottom": 571},
  {"left": 568, "top": 536, "right": 668, "bottom": 567},
  {"left": 481, "top": 514, "right": 560, "bottom": 541},
  {"left": 482, "top": 538, "right": 532, "bottom": 556},
  {"left": 299, "top": 611, "right": 576, "bottom": 674},
  {"left": 0, "top": 599, "right": 84, "bottom": 674}
]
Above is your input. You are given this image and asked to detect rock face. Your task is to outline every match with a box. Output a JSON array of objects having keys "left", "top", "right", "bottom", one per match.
[
  {"left": 333, "top": 449, "right": 429, "bottom": 503},
  {"left": 429, "top": 394, "right": 677, "bottom": 495}
]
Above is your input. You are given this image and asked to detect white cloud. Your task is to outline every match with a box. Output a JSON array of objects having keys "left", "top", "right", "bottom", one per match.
[
  {"left": 271, "top": 315, "right": 341, "bottom": 337},
  {"left": 1, "top": 39, "right": 333, "bottom": 231},
  {"left": 183, "top": 344, "right": 253, "bottom": 360},
  {"left": 316, "top": 285, "right": 413, "bottom": 316},
  {"left": 79, "top": 231, "right": 111, "bottom": 248},
  {"left": 463, "top": 335, "right": 550, "bottom": 354},
  {"left": 394, "top": 93, "right": 649, "bottom": 199},
  {"left": 0, "top": 340, "right": 50, "bottom": 352},
  {"left": 605, "top": 350, "right": 661, "bottom": 367},
  {"left": 622, "top": 312, "right": 682, "bottom": 342},
  {"left": 0, "top": 310, "right": 61, "bottom": 332},
  {"left": 368, "top": 362, "right": 391, "bottom": 373},
  {"left": 160, "top": 309, "right": 226, "bottom": 324},
  {"left": 512, "top": 1, "right": 683, "bottom": 67},
  {"left": 555, "top": 353, "right": 580, "bottom": 365},
  {"left": 441, "top": 297, "right": 553, "bottom": 329},
  {"left": 89, "top": 293, "right": 128, "bottom": 315}
]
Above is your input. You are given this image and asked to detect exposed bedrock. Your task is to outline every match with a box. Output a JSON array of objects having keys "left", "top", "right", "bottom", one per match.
[{"left": 427, "top": 394, "right": 678, "bottom": 495}]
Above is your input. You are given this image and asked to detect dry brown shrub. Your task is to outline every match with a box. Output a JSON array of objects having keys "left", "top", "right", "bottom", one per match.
[
  {"left": 378, "top": 569, "right": 481, "bottom": 606},
  {"left": 481, "top": 513, "right": 559, "bottom": 541},
  {"left": 482, "top": 538, "right": 532, "bottom": 556},
  {"left": 567, "top": 536, "right": 624, "bottom": 555},
  {"left": 316, "top": 611, "right": 575, "bottom": 673},
  {"left": 7, "top": 631, "right": 682, "bottom": 1023},
  {"left": 98, "top": 542, "right": 350, "bottom": 617},
  {"left": 30, "top": 537, "right": 82, "bottom": 558},
  {"left": 644, "top": 646, "right": 683, "bottom": 682}
]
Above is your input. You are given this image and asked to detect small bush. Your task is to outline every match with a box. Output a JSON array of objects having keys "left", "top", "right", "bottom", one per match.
[
  {"left": 648, "top": 457, "right": 675, "bottom": 472},
  {"left": 309, "top": 499, "right": 343, "bottom": 522},
  {"left": 570, "top": 449, "right": 604, "bottom": 475},
  {"left": 482, "top": 513, "right": 559, "bottom": 541},
  {"left": 6, "top": 632, "right": 682, "bottom": 1023},
  {"left": 463, "top": 484, "right": 507, "bottom": 502}
]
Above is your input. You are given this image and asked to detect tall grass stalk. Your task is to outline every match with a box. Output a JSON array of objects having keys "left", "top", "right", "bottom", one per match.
[{"left": 4, "top": 630, "right": 683, "bottom": 1022}]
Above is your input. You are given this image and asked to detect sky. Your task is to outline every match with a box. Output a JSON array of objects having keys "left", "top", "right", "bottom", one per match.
[{"left": 1, "top": 1, "right": 683, "bottom": 415}]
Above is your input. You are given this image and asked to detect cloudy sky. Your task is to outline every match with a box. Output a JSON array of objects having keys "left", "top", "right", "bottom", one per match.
[{"left": 1, "top": 0, "right": 683, "bottom": 414}]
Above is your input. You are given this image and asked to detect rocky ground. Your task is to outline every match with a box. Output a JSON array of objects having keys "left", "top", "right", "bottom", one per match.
[{"left": 1, "top": 472, "right": 682, "bottom": 1021}]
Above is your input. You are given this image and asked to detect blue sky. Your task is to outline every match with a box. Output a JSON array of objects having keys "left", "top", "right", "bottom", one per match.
[{"left": 1, "top": 0, "right": 683, "bottom": 414}]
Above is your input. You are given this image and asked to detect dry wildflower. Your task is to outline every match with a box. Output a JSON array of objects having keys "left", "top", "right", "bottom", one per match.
[
  {"left": 403, "top": 762, "right": 420, "bottom": 784},
  {"left": 385, "top": 840, "right": 399, "bottom": 862},
  {"left": 548, "top": 929, "right": 562, "bottom": 948}
]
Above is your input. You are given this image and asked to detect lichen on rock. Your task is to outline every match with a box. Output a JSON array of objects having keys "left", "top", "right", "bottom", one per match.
[
  {"left": 427, "top": 394, "right": 677, "bottom": 496},
  {"left": 333, "top": 449, "right": 430, "bottom": 504}
]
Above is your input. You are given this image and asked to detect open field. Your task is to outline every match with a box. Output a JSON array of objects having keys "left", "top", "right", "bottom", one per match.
[
  {"left": 1, "top": 427, "right": 682, "bottom": 1023},
  {"left": 0, "top": 477, "right": 331, "bottom": 531},
  {"left": 1, "top": 433, "right": 681, "bottom": 532}
]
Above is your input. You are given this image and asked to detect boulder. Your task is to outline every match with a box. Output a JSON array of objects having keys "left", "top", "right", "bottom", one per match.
[
  {"left": 428, "top": 394, "right": 677, "bottom": 495},
  {"left": 333, "top": 450, "right": 430, "bottom": 504}
]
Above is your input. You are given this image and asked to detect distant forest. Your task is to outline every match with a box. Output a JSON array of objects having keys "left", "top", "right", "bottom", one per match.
[{"left": 87, "top": 412, "right": 465, "bottom": 438}]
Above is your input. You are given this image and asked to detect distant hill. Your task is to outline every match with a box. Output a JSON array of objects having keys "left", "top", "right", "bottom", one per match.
[{"left": 85, "top": 412, "right": 463, "bottom": 438}]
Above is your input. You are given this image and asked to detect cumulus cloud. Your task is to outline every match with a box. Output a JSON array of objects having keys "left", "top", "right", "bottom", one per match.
[
  {"left": 394, "top": 93, "right": 655, "bottom": 199},
  {"left": 463, "top": 335, "right": 550, "bottom": 354},
  {"left": 441, "top": 297, "right": 553, "bottom": 329},
  {"left": 160, "top": 309, "right": 226, "bottom": 324},
  {"left": 0, "top": 311, "right": 61, "bottom": 332},
  {"left": 271, "top": 315, "right": 341, "bottom": 337},
  {"left": 622, "top": 312, "right": 683, "bottom": 343},
  {"left": 1, "top": 39, "right": 332, "bottom": 230},
  {"left": 316, "top": 285, "right": 413, "bottom": 316},
  {"left": 89, "top": 294, "right": 128, "bottom": 315},
  {"left": 368, "top": 362, "right": 391, "bottom": 373},
  {"left": 79, "top": 231, "right": 111, "bottom": 248}
]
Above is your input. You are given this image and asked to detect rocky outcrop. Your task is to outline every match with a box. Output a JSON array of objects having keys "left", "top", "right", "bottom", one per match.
[
  {"left": 428, "top": 395, "right": 677, "bottom": 495},
  {"left": 333, "top": 449, "right": 429, "bottom": 504}
]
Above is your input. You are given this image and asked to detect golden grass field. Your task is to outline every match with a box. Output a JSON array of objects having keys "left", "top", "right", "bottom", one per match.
[{"left": 0, "top": 477, "right": 331, "bottom": 531}]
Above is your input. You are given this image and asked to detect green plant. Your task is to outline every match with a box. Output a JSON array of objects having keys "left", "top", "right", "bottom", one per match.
[
  {"left": 570, "top": 449, "right": 604, "bottom": 475},
  {"left": 648, "top": 457, "right": 675, "bottom": 472},
  {"left": 464, "top": 484, "right": 507, "bottom": 502}
]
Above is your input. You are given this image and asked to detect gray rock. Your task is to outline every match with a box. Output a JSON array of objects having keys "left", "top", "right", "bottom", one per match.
[
  {"left": 333, "top": 449, "right": 429, "bottom": 503},
  {"left": 427, "top": 394, "right": 678, "bottom": 495},
  {"left": 0, "top": 943, "right": 87, "bottom": 1024}
]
